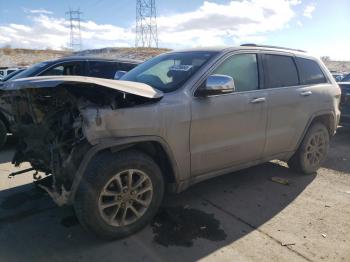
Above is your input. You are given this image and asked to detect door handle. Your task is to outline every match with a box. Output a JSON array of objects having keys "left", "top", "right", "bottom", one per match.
[
  {"left": 300, "top": 91, "right": 312, "bottom": 97},
  {"left": 250, "top": 97, "right": 266, "bottom": 104}
]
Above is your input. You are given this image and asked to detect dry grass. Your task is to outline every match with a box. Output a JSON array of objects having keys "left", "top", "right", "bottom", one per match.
[
  {"left": 0, "top": 47, "right": 171, "bottom": 67},
  {"left": 0, "top": 48, "right": 71, "bottom": 67},
  {"left": 324, "top": 60, "right": 350, "bottom": 74},
  {"left": 0, "top": 47, "right": 349, "bottom": 74}
]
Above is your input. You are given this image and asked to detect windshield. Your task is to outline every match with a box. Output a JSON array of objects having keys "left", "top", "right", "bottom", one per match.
[
  {"left": 11, "top": 62, "right": 49, "bottom": 80},
  {"left": 1, "top": 69, "right": 25, "bottom": 81},
  {"left": 121, "top": 51, "right": 218, "bottom": 92}
]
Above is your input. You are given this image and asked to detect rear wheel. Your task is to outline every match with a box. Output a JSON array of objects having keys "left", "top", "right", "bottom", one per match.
[
  {"left": 288, "top": 123, "right": 330, "bottom": 174},
  {"left": 74, "top": 150, "right": 164, "bottom": 239}
]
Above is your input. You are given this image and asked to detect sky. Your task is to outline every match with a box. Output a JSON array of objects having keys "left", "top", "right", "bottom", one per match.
[{"left": 0, "top": 0, "right": 349, "bottom": 60}]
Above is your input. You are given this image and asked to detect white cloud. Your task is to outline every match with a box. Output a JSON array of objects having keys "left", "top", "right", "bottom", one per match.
[
  {"left": 303, "top": 3, "right": 316, "bottom": 19},
  {"left": 28, "top": 8, "right": 53, "bottom": 15},
  {"left": 9, "top": 24, "right": 31, "bottom": 32},
  {"left": 157, "top": 0, "right": 298, "bottom": 48},
  {"left": 297, "top": 20, "right": 303, "bottom": 27},
  {"left": 0, "top": 0, "right": 300, "bottom": 50},
  {"left": 0, "top": 14, "right": 134, "bottom": 50},
  {"left": 289, "top": 0, "right": 302, "bottom": 5},
  {"left": 308, "top": 42, "right": 350, "bottom": 61}
]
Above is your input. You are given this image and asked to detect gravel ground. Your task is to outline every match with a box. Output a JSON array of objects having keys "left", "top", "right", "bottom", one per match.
[{"left": 0, "top": 128, "right": 349, "bottom": 262}]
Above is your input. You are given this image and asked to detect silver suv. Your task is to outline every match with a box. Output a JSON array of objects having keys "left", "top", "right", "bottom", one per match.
[{"left": 3, "top": 45, "right": 341, "bottom": 239}]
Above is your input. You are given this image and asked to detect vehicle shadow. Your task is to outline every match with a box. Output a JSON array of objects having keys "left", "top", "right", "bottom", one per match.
[
  {"left": 323, "top": 126, "right": 350, "bottom": 174},
  {"left": 0, "top": 135, "right": 16, "bottom": 164},
  {"left": 0, "top": 161, "right": 316, "bottom": 262}
]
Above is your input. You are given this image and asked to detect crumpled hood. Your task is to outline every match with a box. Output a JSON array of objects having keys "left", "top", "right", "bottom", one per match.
[{"left": 1, "top": 75, "right": 163, "bottom": 99}]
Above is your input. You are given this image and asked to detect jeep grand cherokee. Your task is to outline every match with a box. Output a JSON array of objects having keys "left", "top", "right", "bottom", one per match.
[{"left": 1, "top": 45, "right": 341, "bottom": 239}]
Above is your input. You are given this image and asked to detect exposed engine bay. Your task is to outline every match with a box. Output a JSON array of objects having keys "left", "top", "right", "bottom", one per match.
[{"left": 2, "top": 76, "right": 162, "bottom": 205}]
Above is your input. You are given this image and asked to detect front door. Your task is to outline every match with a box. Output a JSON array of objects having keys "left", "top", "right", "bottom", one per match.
[{"left": 190, "top": 53, "right": 268, "bottom": 176}]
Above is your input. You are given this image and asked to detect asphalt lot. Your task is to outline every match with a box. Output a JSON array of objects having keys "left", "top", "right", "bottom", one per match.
[{"left": 0, "top": 128, "right": 349, "bottom": 262}]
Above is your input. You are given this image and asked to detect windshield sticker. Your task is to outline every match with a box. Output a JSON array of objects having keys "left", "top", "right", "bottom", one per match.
[{"left": 169, "top": 65, "right": 193, "bottom": 72}]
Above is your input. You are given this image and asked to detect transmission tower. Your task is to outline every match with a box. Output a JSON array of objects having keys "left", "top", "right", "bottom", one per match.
[
  {"left": 135, "top": 0, "right": 158, "bottom": 48},
  {"left": 66, "top": 9, "right": 83, "bottom": 51}
]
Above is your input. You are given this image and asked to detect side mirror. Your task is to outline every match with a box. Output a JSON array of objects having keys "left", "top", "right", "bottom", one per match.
[
  {"left": 114, "top": 70, "right": 127, "bottom": 80},
  {"left": 197, "top": 74, "right": 235, "bottom": 97}
]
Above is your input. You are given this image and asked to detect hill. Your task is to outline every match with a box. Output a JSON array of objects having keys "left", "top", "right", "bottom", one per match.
[
  {"left": 323, "top": 60, "right": 350, "bottom": 74},
  {"left": 0, "top": 48, "right": 71, "bottom": 67},
  {"left": 0, "top": 47, "right": 169, "bottom": 67},
  {"left": 0, "top": 47, "right": 349, "bottom": 74}
]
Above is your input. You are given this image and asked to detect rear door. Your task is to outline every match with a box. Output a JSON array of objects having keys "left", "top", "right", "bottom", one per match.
[
  {"left": 261, "top": 53, "right": 318, "bottom": 156},
  {"left": 190, "top": 53, "right": 268, "bottom": 176}
]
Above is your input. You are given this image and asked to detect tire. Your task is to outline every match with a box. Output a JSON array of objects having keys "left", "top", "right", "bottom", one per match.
[
  {"left": 74, "top": 150, "right": 164, "bottom": 240},
  {"left": 0, "top": 119, "right": 8, "bottom": 149},
  {"left": 288, "top": 123, "right": 330, "bottom": 174}
]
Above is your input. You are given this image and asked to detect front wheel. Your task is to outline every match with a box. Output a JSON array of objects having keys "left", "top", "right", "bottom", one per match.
[
  {"left": 74, "top": 150, "right": 164, "bottom": 239},
  {"left": 288, "top": 123, "right": 330, "bottom": 174}
]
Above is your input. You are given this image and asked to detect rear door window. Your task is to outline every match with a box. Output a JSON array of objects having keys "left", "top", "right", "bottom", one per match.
[
  {"left": 263, "top": 54, "right": 299, "bottom": 88},
  {"left": 87, "top": 61, "right": 119, "bottom": 79},
  {"left": 296, "top": 57, "right": 327, "bottom": 85},
  {"left": 213, "top": 53, "right": 259, "bottom": 92},
  {"left": 118, "top": 62, "right": 138, "bottom": 72},
  {"left": 40, "top": 62, "right": 84, "bottom": 76}
]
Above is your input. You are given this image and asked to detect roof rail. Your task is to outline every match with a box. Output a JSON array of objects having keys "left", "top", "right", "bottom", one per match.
[{"left": 240, "top": 43, "right": 306, "bottom": 53}]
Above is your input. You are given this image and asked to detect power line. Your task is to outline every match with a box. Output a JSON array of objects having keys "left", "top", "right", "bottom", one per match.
[
  {"left": 66, "top": 8, "right": 83, "bottom": 51},
  {"left": 135, "top": 0, "right": 158, "bottom": 48}
]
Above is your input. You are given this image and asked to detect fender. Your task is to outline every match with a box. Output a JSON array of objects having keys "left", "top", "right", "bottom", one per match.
[
  {"left": 68, "top": 135, "right": 180, "bottom": 203},
  {"left": 295, "top": 109, "right": 337, "bottom": 151}
]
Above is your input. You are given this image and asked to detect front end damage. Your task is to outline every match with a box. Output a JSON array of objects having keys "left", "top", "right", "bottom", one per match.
[{"left": 2, "top": 76, "right": 162, "bottom": 206}]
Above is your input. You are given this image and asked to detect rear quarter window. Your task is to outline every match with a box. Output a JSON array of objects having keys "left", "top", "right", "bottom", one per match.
[
  {"left": 296, "top": 57, "right": 327, "bottom": 85},
  {"left": 263, "top": 54, "right": 299, "bottom": 88}
]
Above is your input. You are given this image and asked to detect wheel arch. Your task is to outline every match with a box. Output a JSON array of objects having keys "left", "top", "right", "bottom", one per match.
[
  {"left": 310, "top": 113, "right": 336, "bottom": 136},
  {"left": 296, "top": 110, "right": 336, "bottom": 151},
  {"left": 69, "top": 136, "right": 180, "bottom": 203}
]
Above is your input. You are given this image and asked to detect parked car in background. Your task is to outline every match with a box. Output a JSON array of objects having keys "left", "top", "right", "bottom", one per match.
[
  {"left": 0, "top": 57, "right": 141, "bottom": 149},
  {"left": 0, "top": 68, "right": 26, "bottom": 84},
  {"left": 339, "top": 82, "right": 350, "bottom": 126},
  {"left": 1, "top": 45, "right": 340, "bottom": 239},
  {"left": 8, "top": 57, "right": 141, "bottom": 81},
  {"left": 0, "top": 67, "right": 21, "bottom": 80},
  {"left": 341, "top": 73, "right": 350, "bottom": 82},
  {"left": 332, "top": 73, "right": 344, "bottom": 82}
]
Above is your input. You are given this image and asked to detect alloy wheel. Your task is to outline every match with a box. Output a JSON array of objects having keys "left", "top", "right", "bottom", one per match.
[
  {"left": 98, "top": 169, "right": 153, "bottom": 227},
  {"left": 304, "top": 131, "right": 327, "bottom": 167}
]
